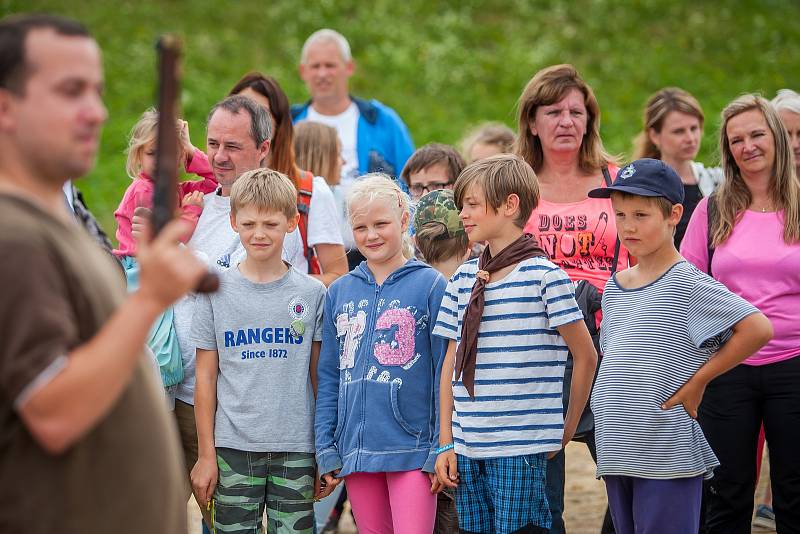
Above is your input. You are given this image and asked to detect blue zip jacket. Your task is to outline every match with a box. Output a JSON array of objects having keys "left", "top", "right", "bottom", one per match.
[
  {"left": 291, "top": 96, "right": 415, "bottom": 180},
  {"left": 315, "top": 259, "right": 447, "bottom": 477}
]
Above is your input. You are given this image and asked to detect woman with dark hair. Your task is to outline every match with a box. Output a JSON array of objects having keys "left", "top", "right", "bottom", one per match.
[
  {"left": 681, "top": 94, "right": 800, "bottom": 533},
  {"left": 516, "top": 63, "right": 621, "bottom": 534},
  {"left": 230, "top": 72, "right": 347, "bottom": 286},
  {"left": 633, "top": 87, "right": 723, "bottom": 246}
]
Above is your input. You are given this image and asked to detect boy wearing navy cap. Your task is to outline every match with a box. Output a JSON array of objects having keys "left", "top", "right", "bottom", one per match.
[{"left": 587, "top": 159, "right": 773, "bottom": 534}]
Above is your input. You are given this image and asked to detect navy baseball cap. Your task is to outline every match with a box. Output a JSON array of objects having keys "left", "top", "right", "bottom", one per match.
[{"left": 588, "top": 158, "right": 685, "bottom": 205}]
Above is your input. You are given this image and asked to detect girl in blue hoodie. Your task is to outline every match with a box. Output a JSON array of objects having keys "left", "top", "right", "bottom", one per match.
[{"left": 315, "top": 174, "right": 448, "bottom": 533}]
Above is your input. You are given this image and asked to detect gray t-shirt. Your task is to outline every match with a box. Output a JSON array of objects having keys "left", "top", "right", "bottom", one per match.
[
  {"left": 592, "top": 261, "right": 758, "bottom": 480},
  {"left": 174, "top": 192, "right": 305, "bottom": 404},
  {"left": 190, "top": 264, "right": 325, "bottom": 452}
]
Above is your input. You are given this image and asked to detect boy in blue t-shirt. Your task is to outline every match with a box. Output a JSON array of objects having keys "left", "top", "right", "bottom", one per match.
[
  {"left": 432, "top": 155, "right": 598, "bottom": 534},
  {"left": 586, "top": 159, "right": 772, "bottom": 534},
  {"left": 189, "top": 169, "right": 329, "bottom": 534}
]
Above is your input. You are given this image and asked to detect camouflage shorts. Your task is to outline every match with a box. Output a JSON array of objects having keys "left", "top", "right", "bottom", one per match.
[{"left": 213, "top": 448, "right": 315, "bottom": 534}]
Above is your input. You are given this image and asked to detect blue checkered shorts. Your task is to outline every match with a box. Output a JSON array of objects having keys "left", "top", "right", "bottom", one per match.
[{"left": 455, "top": 453, "right": 551, "bottom": 534}]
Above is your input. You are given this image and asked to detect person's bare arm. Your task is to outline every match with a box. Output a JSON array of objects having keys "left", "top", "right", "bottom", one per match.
[
  {"left": 556, "top": 320, "right": 598, "bottom": 450},
  {"left": 18, "top": 221, "right": 205, "bottom": 454},
  {"left": 663, "top": 312, "right": 772, "bottom": 418},
  {"left": 434, "top": 340, "right": 458, "bottom": 491},
  {"left": 310, "top": 340, "right": 321, "bottom": 398},
  {"left": 191, "top": 348, "right": 219, "bottom": 506},
  {"left": 312, "top": 243, "right": 348, "bottom": 287}
]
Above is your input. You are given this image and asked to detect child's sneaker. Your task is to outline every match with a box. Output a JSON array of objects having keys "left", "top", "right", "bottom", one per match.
[{"left": 753, "top": 504, "right": 776, "bottom": 530}]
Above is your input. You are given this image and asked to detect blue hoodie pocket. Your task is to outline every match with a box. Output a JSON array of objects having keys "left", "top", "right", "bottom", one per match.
[
  {"left": 333, "top": 382, "right": 348, "bottom": 443},
  {"left": 362, "top": 379, "right": 423, "bottom": 451}
]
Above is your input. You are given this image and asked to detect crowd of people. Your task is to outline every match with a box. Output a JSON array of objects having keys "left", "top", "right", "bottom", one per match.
[{"left": 1, "top": 12, "right": 799, "bottom": 534}]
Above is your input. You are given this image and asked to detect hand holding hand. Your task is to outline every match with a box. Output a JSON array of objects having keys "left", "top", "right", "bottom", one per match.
[
  {"left": 315, "top": 469, "right": 341, "bottom": 501},
  {"left": 434, "top": 450, "right": 459, "bottom": 489}
]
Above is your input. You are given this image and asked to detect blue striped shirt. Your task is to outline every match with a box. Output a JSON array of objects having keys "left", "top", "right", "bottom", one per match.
[
  {"left": 433, "top": 257, "right": 583, "bottom": 458},
  {"left": 592, "top": 261, "right": 759, "bottom": 480}
]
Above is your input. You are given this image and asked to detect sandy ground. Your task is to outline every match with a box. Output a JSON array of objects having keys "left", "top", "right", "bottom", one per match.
[{"left": 187, "top": 441, "right": 775, "bottom": 533}]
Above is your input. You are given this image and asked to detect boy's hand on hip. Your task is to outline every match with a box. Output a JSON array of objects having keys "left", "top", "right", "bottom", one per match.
[
  {"left": 662, "top": 378, "right": 707, "bottom": 419},
  {"left": 190, "top": 456, "right": 218, "bottom": 507},
  {"left": 435, "top": 450, "right": 459, "bottom": 489}
]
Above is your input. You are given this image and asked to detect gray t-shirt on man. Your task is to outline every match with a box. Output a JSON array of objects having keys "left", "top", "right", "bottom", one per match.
[{"left": 190, "top": 264, "right": 325, "bottom": 452}]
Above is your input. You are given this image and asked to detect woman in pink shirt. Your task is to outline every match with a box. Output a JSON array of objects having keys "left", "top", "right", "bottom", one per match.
[
  {"left": 681, "top": 95, "right": 800, "bottom": 533},
  {"left": 515, "top": 63, "right": 622, "bottom": 534}
]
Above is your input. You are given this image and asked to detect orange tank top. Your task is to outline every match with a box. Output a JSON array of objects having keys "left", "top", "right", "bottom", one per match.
[{"left": 524, "top": 177, "right": 629, "bottom": 292}]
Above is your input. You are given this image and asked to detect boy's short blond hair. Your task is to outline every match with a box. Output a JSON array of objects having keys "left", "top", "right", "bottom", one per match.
[
  {"left": 453, "top": 154, "right": 539, "bottom": 228},
  {"left": 230, "top": 168, "right": 298, "bottom": 219}
]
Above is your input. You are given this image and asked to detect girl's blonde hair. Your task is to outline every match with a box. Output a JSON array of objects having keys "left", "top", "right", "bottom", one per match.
[
  {"left": 125, "top": 108, "right": 159, "bottom": 179},
  {"left": 460, "top": 122, "right": 516, "bottom": 163},
  {"left": 714, "top": 94, "right": 800, "bottom": 246},
  {"left": 347, "top": 174, "right": 415, "bottom": 259},
  {"left": 633, "top": 87, "right": 705, "bottom": 160},
  {"left": 125, "top": 108, "right": 184, "bottom": 179},
  {"left": 294, "top": 121, "right": 340, "bottom": 186}
]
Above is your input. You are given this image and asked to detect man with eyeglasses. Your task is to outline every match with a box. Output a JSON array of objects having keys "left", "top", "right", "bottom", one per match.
[{"left": 400, "top": 143, "right": 466, "bottom": 201}]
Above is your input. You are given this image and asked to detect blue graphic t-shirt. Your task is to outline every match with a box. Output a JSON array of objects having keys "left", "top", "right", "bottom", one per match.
[{"left": 191, "top": 264, "right": 325, "bottom": 453}]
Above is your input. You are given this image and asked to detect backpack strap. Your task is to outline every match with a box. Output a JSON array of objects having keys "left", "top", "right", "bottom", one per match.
[
  {"left": 602, "top": 166, "right": 622, "bottom": 274},
  {"left": 296, "top": 171, "right": 321, "bottom": 274},
  {"left": 706, "top": 193, "right": 718, "bottom": 276}
]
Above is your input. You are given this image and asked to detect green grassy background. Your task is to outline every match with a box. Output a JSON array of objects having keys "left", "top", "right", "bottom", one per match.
[{"left": 3, "top": 0, "right": 799, "bottom": 237}]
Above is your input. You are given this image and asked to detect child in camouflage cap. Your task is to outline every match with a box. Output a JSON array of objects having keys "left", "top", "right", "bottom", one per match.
[
  {"left": 414, "top": 189, "right": 472, "bottom": 280},
  {"left": 413, "top": 188, "right": 470, "bottom": 534}
]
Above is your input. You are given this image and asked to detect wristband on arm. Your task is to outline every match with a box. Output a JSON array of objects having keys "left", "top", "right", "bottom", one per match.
[{"left": 435, "top": 443, "right": 454, "bottom": 454}]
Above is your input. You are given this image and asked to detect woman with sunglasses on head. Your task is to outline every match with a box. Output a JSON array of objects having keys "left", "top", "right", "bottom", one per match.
[{"left": 633, "top": 87, "right": 723, "bottom": 247}]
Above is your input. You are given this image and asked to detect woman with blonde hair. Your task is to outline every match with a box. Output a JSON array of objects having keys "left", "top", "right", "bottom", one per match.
[
  {"left": 633, "top": 87, "right": 723, "bottom": 246},
  {"left": 516, "top": 63, "right": 620, "bottom": 534},
  {"left": 681, "top": 94, "right": 800, "bottom": 533}
]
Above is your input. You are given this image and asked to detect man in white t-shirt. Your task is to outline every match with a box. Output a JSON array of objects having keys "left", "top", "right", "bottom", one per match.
[
  {"left": 170, "top": 94, "right": 305, "bottom": 529},
  {"left": 291, "top": 29, "right": 415, "bottom": 258}
]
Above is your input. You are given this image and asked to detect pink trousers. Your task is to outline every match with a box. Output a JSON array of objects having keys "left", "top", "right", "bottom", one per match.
[{"left": 345, "top": 470, "right": 437, "bottom": 533}]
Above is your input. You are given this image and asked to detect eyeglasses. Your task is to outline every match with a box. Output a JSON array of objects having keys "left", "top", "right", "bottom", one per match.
[{"left": 409, "top": 181, "right": 453, "bottom": 196}]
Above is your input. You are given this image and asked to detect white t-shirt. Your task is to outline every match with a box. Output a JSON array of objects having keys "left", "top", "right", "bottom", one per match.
[
  {"left": 433, "top": 257, "right": 584, "bottom": 459},
  {"left": 307, "top": 176, "right": 344, "bottom": 248},
  {"left": 173, "top": 191, "right": 305, "bottom": 404},
  {"left": 306, "top": 102, "right": 360, "bottom": 187}
]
